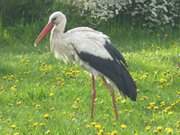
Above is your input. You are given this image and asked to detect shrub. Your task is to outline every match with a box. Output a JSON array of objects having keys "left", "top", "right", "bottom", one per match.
[{"left": 70, "top": 0, "right": 180, "bottom": 28}]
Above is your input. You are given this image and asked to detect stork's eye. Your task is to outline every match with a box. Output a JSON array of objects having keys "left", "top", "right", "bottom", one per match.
[{"left": 52, "top": 17, "right": 56, "bottom": 21}]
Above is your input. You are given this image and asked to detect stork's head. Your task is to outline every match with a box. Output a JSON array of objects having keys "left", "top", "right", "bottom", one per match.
[{"left": 34, "top": 11, "right": 66, "bottom": 47}]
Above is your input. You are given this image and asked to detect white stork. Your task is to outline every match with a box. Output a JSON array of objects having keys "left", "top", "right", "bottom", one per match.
[{"left": 34, "top": 11, "right": 137, "bottom": 120}]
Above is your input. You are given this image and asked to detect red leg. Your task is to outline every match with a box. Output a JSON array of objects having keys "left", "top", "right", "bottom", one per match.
[
  {"left": 102, "top": 77, "right": 119, "bottom": 120},
  {"left": 91, "top": 74, "right": 96, "bottom": 119}
]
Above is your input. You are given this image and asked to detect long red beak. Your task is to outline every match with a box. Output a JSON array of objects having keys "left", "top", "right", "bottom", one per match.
[{"left": 34, "top": 22, "right": 54, "bottom": 47}]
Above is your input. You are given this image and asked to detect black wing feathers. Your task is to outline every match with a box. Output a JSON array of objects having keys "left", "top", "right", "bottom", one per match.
[
  {"left": 104, "top": 41, "right": 128, "bottom": 67},
  {"left": 77, "top": 51, "right": 137, "bottom": 101}
]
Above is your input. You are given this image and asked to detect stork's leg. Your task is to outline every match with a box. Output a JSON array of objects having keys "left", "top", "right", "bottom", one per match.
[
  {"left": 102, "top": 77, "right": 119, "bottom": 120},
  {"left": 91, "top": 74, "right": 96, "bottom": 119}
]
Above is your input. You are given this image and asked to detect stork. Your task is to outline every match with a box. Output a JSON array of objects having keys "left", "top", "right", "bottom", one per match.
[{"left": 34, "top": 11, "right": 137, "bottom": 120}]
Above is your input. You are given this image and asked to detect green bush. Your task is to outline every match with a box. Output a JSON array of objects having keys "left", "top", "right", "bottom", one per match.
[
  {"left": 0, "top": 0, "right": 179, "bottom": 29},
  {"left": 71, "top": 0, "right": 180, "bottom": 28}
]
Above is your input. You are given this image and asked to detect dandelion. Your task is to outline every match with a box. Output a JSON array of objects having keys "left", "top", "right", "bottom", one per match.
[
  {"left": 167, "top": 111, "right": 173, "bottom": 115},
  {"left": 163, "top": 106, "right": 172, "bottom": 113},
  {"left": 139, "top": 96, "right": 149, "bottom": 101},
  {"left": 39, "top": 63, "right": 52, "bottom": 74},
  {"left": 145, "top": 125, "right": 151, "bottom": 131},
  {"left": 111, "top": 130, "right": 118, "bottom": 135},
  {"left": 35, "top": 104, "right": 41, "bottom": 109},
  {"left": 39, "top": 122, "right": 46, "bottom": 126},
  {"left": 95, "top": 124, "right": 102, "bottom": 131},
  {"left": 10, "top": 85, "right": 17, "bottom": 92},
  {"left": 116, "top": 96, "right": 121, "bottom": 102},
  {"left": 16, "top": 101, "right": 22, "bottom": 106},
  {"left": 76, "top": 97, "right": 80, "bottom": 103},
  {"left": 43, "top": 113, "right": 49, "bottom": 119},
  {"left": 45, "top": 129, "right": 51, "bottom": 134},
  {"left": 97, "top": 129, "right": 104, "bottom": 135},
  {"left": 49, "top": 92, "right": 54, "bottom": 97},
  {"left": 32, "top": 122, "right": 38, "bottom": 127},
  {"left": 156, "top": 126, "right": 163, "bottom": 132},
  {"left": 159, "top": 78, "right": 168, "bottom": 87},
  {"left": 176, "top": 91, "right": 180, "bottom": 96},
  {"left": 13, "top": 132, "right": 20, "bottom": 135},
  {"left": 91, "top": 122, "right": 97, "bottom": 127},
  {"left": 120, "top": 124, "right": 127, "bottom": 129},
  {"left": 176, "top": 121, "right": 180, "bottom": 128},
  {"left": 10, "top": 124, "right": 16, "bottom": 129},
  {"left": 160, "top": 101, "right": 165, "bottom": 107},
  {"left": 139, "top": 73, "right": 148, "bottom": 80},
  {"left": 165, "top": 128, "right": 173, "bottom": 134},
  {"left": 147, "top": 102, "right": 158, "bottom": 110}
]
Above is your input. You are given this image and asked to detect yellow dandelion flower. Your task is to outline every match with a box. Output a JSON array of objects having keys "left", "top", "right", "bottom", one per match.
[
  {"left": 154, "top": 106, "right": 159, "bottom": 110},
  {"left": 111, "top": 130, "right": 118, "bottom": 135},
  {"left": 95, "top": 124, "right": 102, "bottom": 130},
  {"left": 10, "top": 85, "right": 17, "bottom": 92},
  {"left": 139, "top": 96, "right": 149, "bottom": 101},
  {"left": 176, "top": 91, "right": 180, "bottom": 96},
  {"left": 32, "top": 122, "right": 38, "bottom": 127},
  {"left": 145, "top": 125, "right": 151, "bottom": 131},
  {"left": 165, "top": 128, "right": 173, "bottom": 134},
  {"left": 121, "top": 99, "right": 126, "bottom": 104},
  {"left": 76, "top": 97, "right": 80, "bottom": 103},
  {"left": 16, "top": 101, "right": 22, "bottom": 106},
  {"left": 91, "top": 122, "right": 97, "bottom": 127},
  {"left": 149, "top": 102, "right": 156, "bottom": 106},
  {"left": 163, "top": 106, "right": 172, "bottom": 113},
  {"left": 13, "top": 132, "right": 20, "bottom": 135},
  {"left": 97, "top": 129, "right": 104, "bottom": 135},
  {"left": 39, "top": 122, "right": 46, "bottom": 126},
  {"left": 160, "top": 101, "right": 165, "bottom": 107},
  {"left": 49, "top": 92, "right": 54, "bottom": 97},
  {"left": 35, "top": 104, "right": 41, "bottom": 108},
  {"left": 43, "top": 113, "right": 49, "bottom": 119},
  {"left": 176, "top": 121, "right": 180, "bottom": 128},
  {"left": 10, "top": 124, "right": 16, "bottom": 129},
  {"left": 156, "top": 126, "right": 163, "bottom": 132},
  {"left": 120, "top": 124, "right": 127, "bottom": 129},
  {"left": 167, "top": 111, "right": 173, "bottom": 115},
  {"left": 116, "top": 96, "right": 121, "bottom": 102},
  {"left": 159, "top": 78, "right": 167, "bottom": 85},
  {"left": 45, "top": 129, "right": 51, "bottom": 134}
]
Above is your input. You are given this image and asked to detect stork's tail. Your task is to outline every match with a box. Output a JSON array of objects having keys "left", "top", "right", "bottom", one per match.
[{"left": 113, "top": 62, "right": 137, "bottom": 101}]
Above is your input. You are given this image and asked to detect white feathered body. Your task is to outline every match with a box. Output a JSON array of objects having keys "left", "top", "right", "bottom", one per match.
[{"left": 50, "top": 27, "right": 113, "bottom": 76}]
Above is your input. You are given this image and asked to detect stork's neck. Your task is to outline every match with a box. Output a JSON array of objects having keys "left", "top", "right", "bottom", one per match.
[
  {"left": 50, "top": 19, "right": 66, "bottom": 51},
  {"left": 53, "top": 18, "right": 67, "bottom": 35}
]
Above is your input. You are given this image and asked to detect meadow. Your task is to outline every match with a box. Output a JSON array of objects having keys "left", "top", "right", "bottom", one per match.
[{"left": 0, "top": 20, "right": 179, "bottom": 135}]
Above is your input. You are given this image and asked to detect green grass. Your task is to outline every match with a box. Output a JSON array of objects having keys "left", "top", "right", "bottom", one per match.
[{"left": 0, "top": 22, "right": 179, "bottom": 135}]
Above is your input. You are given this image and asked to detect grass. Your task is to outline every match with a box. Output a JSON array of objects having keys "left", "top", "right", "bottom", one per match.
[{"left": 0, "top": 21, "right": 179, "bottom": 135}]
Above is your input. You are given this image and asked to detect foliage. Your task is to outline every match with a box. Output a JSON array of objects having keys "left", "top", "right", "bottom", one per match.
[
  {"left": 70, "top": 0, "right": 180, "bottom": 28},
  {"left": 1, "top": 0, "right": 179, "bottom": 29},
  {"left": 0, "top": 0, "right": 53, "bottom": 25}
]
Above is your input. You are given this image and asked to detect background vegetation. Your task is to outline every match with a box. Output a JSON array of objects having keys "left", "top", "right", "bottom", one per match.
[{"left": 0, "top": 0, "right": 179, "bottom": 135}]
